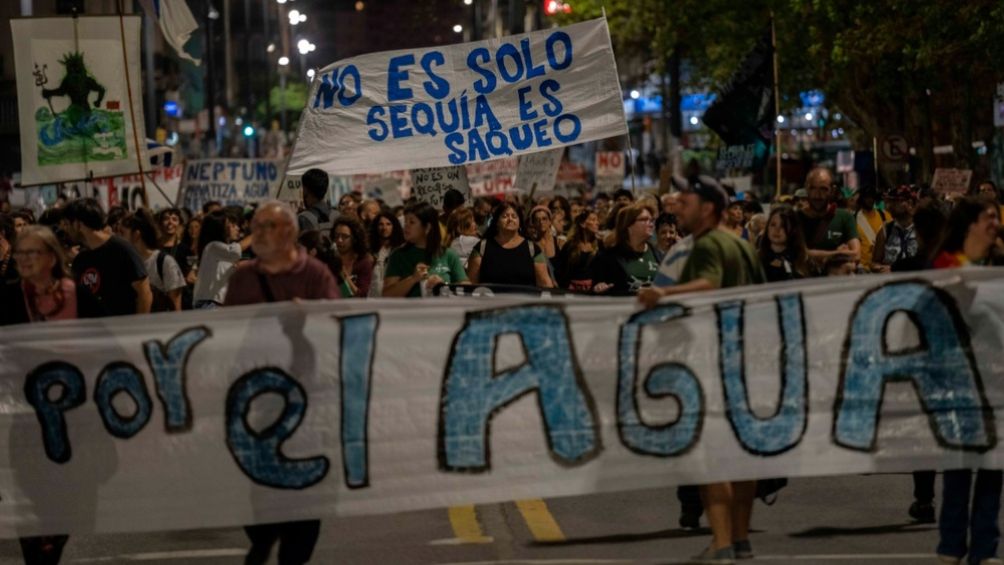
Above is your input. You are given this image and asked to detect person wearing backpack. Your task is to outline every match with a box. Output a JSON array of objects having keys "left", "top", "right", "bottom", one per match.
[
  {"left": 466, "top": 201, "right": 554, "bottom": 290},
  {"left": 124, "top": 209, "right": 185, "bottom": 311},
  {"left": 296, "top": 168, "right": 338, "bottom": 233}
]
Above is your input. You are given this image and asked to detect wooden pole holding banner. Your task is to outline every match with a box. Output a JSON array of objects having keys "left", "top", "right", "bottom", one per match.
[
  {"left": 116, "top": 0, "right": 153, "bottom": 209},
  {"left": 771, "top": 13, "right": 781, "bottom": 200}
]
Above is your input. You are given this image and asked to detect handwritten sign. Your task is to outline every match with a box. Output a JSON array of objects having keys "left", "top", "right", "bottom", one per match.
[
  {"left": 932, "top": 168, "right": 973, "bottom": 194},
  {"left": 288, "top": 19, "right": 627, "bottom": 176},
  {"left": 179, "top": 159, "right": 283, "bottom": 211},
  {"left": 411, "top": 166, "right": 470, "bottom": 209},
  {"left": 514, "top": 148, "right": 563, "bottom": 194},
  {"left": 595, "top": 150, "right": 625, "bottom": 189},
  {"left": 466, "top": 157, "right": 518, "bottom": 196}
]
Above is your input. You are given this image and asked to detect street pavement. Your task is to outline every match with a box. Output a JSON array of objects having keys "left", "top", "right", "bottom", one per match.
[{"left": 0, "top": 473, "right": 967, "bottom": 564}]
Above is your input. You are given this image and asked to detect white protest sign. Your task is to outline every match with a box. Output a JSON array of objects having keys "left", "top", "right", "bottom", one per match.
[
  {"left": 365, "top": 177, "right": 404, "bottom": 207},
  {"left": 932, "top": 168, "right": 973, "bottom": 194},
  {"left": 288, "top": 19, "right": 627, "bottom": 176},
  {"left": 275, "top": 175, "right": 302, "bottom": 204},
  {"left": 595, "top": 150, "right": 625, "bottom": 189},
  {"left": 720, "top": 175, "right": 753, "bottom": 195},
  {"left": 179, "top": 159, "right": 284, "bottom": 211},
  {"left": 2, "top": 271, "right": 1004, "bottom": 537},
  {"left": 466, "top": 157, "right": 518, "bottom": 196},
  {"left": 12, "top": 17, "right": 148, "bottom": 186},
  {"left": 514, "top": 148, "right": 563, "bottom": 193},
  {"left": 411, "top": 166, "right": 470, "bottom": 209}
]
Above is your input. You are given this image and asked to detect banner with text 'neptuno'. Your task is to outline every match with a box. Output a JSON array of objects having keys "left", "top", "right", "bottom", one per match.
[
  {"left": 180, "top": 159, "right": 284, "bottom": 211},
  {"left": 12, "top": 17, "right": 148, "bottom": 186},
  {"left": 288, "top": 19, "right": 627, "bottom": 176},
  {"left": 2, "top": 270, "right": 1004, "bottom": 536}
]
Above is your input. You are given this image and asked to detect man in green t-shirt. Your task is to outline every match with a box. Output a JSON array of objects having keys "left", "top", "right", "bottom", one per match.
[
  {"left": 797, "top": 167, "right": 860, "bottom": 268},
  {"left": 636, "top": 177, "right": 765, "bottom": 564}
]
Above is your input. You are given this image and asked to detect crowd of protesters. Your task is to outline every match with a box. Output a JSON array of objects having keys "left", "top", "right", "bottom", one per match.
[{"left": 0, "top": 165, "right": 1002, "bottom": 565}]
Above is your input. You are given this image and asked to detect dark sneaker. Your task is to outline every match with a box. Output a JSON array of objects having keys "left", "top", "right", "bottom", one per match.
[
  {"left": 733, "top": 539, "right": 754, "bottom": 559},
  {"left": 909, "top": 500, "right": 936, "bottom": 523},
  {"left": 688, "top": 546, "right": 735, "bottom": 564}
]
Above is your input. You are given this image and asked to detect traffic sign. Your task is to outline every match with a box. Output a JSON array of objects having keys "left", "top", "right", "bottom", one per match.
[{"left": 881, "top": 135, "right": 909, "bottom": 161}]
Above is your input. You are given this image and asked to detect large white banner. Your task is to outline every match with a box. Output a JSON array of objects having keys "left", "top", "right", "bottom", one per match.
[
  {"left": 288, "top": 19, "right": 628, "bottom": 177},
  {"left": 12, "top": 17, "right": 148, "bottom": 186},
  {"left": 2, "top": 270, "right": 1004, "bottom": 537}
]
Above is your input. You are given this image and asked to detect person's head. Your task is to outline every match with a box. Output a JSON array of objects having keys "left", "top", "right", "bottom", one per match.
[
  {"left": 0, "top": 214, "right": 14, "bottom": 248},
  {"left": 527, "top": 205, "right": 552, "bottom": 242},
  {"left": 223, "top": 208, "right": 243, "bottom": 242},
  {"left": 298, "top": 229, "right": 342, "bottom": 279},
  {"left": 857, "top": 187, "right": 880, "bottom": 212},
  {"left": 805, "top": 167, "right": 834, "bottom": 213},
  {"left": 912, "top": 201, "right": 947, "bottom": 258},
  {"left": 339, "top": 192, "right": 362, "bottom": 217},
  {"left": 743, "top": 200, "right": 764, "bottom": 224},
  {"left": 484, "top": 201, "right": 524, "bottom": 240},
  {"left": 793, "top": 188, "right": 808, "bottom": 211},
  {"left": 760, "top": 205, "right": 808, "bottom": 275},
  {"left": 655, "top": 213, "right": 679, "bottom": 251},
  {"left": 976, "top": 180, "right": 999, "bottom": 203},
  {"left": 61, "top": 198, "right": 106, "bottom": 242},
  {"left": 369, "top": 211, "right": 404, "bottom": 254},
  {"left": 197, "top": 210, "right": 228, "bottom": 257},
  {"left": 677, "top": 178, "right": 727, "bottom": 236},
  {"left": 105, "top": 206, "right": 129, "bottom": 238},
  {"left": 884, "top": 185, "right": 917, "bottom": 222},
  {"left": 250, "top": 201, "right": 299, "bottom": 261},
  {"left": 201, "top": 201, "right": 222, "bottom": 215},
  {"left": 12, "top": 211, "right": 33, "bottom": 235},
  {"left": 569, "top": 198, "right": 585, "bottom": 221},
  {"left": 186, "top": 215, "right": 202, "bottom": 241},
  {"left": 825, "top": 254, "right": 856, "bottom": 276},
  {"left": 748, "top": 213, "right": 767, "bottom": 239},
  {"left": 939, "top": 196, "right": 1001, "bottom": 260},
  {"left": 403, "top": 202, "right": 442, "bottom": 259},
  {"left": 332, "top": 216, "right": 369, "bottom": 257},
  {"left": 473, "top": 197, "right": 494, "bottom": 226},
  {"left": 14, "top": 225, "right": 69, "bottom": 283},
  {"left": 613, "top": 188, "right": 634, "bottom": 207},
  {"left": 549, "top": 196, "right": 571, "bottom": 227},
  {"left": 301, "top": 168, "right": 330, "bottom": 206},
  {"left": 442, "top": 189, "right": 466, "bottom": 215},
  {"left": 571, "top": 210, "right": 600, "bottom": 240},
  {"left": 158, "top": 208, "right": 183, "bottom": 240},
  {"left": 358, "top": 200, "right": 381, "bottom": 225},
  {"left": 661, "top": 192, "right": 681, "bottom": 216},
  {"left": 595, "top": 193, "right": 611, "bottom": 216},
  {"left": 611, "top": 203, "right": 656, "bottom": 249},
  {"left": 446, "top": 207, "right": 477, "bottom": 244},
  {"left": 725, "top": 201, "right": 744, "bottom": 226},
  {"left": 123, "top": 209, "right": 162, "bottom": 251}
]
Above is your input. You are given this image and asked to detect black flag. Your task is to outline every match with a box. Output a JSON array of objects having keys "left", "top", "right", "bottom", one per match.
[{"left": 701, "top": 27, "right": 775, "bottom": 171}]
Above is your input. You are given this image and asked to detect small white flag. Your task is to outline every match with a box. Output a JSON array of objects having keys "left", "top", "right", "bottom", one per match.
[{"left": 141, "top": 0, "right": 202, "bottom": 66}]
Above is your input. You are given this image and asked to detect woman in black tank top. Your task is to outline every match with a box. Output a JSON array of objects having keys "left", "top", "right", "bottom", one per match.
[{"left": 467, "top": 202, "right": 554, "bottom": 289}]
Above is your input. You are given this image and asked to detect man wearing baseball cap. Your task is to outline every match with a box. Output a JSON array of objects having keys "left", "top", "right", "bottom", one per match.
[
  {"left": 871, "top": 185, "right": 919, "bottom": 273},
  {"left": 638, "top": 176, "right": 765, "bottom": 563}
]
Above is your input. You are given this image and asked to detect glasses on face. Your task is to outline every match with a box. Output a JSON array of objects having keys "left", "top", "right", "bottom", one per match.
[
  {"left": 13, "top": 248, "right": 49, "bottom": 260},
  {"left": 333, "top": 233, "right": 352, "bottom": 241}
]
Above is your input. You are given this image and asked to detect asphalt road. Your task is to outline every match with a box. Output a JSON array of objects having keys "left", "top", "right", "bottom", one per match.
[{"left": 0, "top": 473, "right": 966, "bottom": 564}]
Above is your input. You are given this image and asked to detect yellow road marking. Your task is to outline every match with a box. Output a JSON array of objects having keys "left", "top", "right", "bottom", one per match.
[
  {"left": 515, "top": 499, "right": 565, "bottom": 542},
  {"left": 447, "top": 505, "right": 493, "bottom": 544}
]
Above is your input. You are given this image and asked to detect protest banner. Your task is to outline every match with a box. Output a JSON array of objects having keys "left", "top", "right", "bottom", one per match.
[
  {"left": 179, "top": 159, "right": 283, "bottom": 211},
  {"left": 287, "top": 19, "right": 627, "bottom": 177},
  {"left": 595, "top": 151, "right": 625, "bottom": 189},
  {"left": 275, "top": 175, "right": 302, "bottom": 204},
  {"left": 556, "top": 159, "right": 588, "bottom": 196},
  {"left": 514, "top": 148, "right": 563, "bottom": 194},
  {"left": 411, "top": 166, "right": 470, "bottom": 209},
  {"left": 48, "top": 165, "right": 183, "bottom": 211},
  {"left": 12, "top": 17, "right": 148, "bottom": 186},
  {"left": 364, "top": 177, "right": 404, "bottom": 207},
  {"left": 467, "top": 157, "right": 518, "bottom": 196},
  {"left": 2, "top": 270, "right": 1004, "bottom": 537},
  {"left": 932, "top": 168, "right": 973, "bottom": 195}
]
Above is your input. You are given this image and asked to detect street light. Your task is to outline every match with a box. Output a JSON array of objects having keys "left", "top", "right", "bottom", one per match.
[
  {"left": 278, "top": 56, "right": 290, "bottom": 66},
  {"left": 463, "top": 0, "right": 472, "bottom": 4},
  {"left": 288, "top": 9, "right": 306, "bottom": 25},
  {"left": 629, "top": 89, "right": 640, "bottom": 100},
  {"left": 276, "top": 0, "right": 286, "bottom": 3},
  {"left": 307, "top": 68, "right": 316, "bottom": 80},
  {"left": 297, "top": 39, "right": 316, "bottom": 55},
  {"left": 453, "top": 24, "right": 463, "bottom": 33}
]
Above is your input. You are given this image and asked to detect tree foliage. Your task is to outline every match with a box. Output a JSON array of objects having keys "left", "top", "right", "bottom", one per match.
[{"left": 558, "top": 0, "right": 1004, "bottom": 179}]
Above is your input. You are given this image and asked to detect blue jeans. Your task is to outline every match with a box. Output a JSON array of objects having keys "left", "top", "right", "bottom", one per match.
[{"left": 938, "top": 469, "right": 1003, "bottom": 563}]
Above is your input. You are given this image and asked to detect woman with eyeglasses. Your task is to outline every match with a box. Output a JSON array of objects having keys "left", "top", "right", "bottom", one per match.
[
  {"left": 331, "top": 216, "right": 373, "bottom": 297},
  {"left": 591, "top": 204, "right": 662, "bottom": 295}
]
